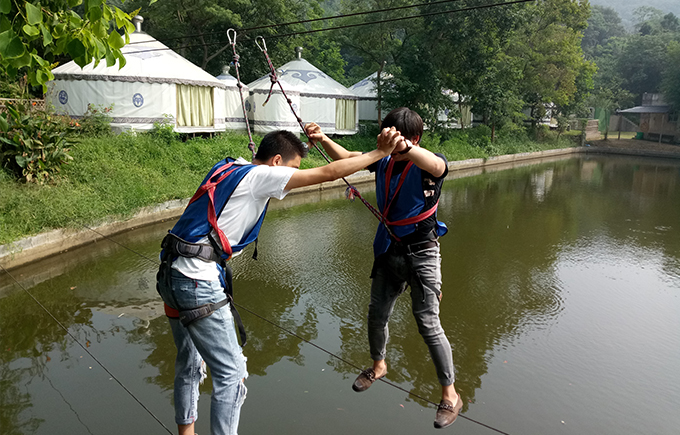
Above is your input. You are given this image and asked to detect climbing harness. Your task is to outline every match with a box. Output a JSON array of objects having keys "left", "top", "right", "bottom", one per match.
[
  {"left": 158, "top": 30, "right": 270, "bottom": 343},
  {"left": 227, "top": 29, "right": 257, "bottom": 161},
  {"left": 254, "top": 35, "right": 397, "bottom": 239},
  {"left": 158, "top": 158, "right": 269, "bottom": 346},
  {"left": 381, "top": 160, "right": 440, "bottom": 239}
]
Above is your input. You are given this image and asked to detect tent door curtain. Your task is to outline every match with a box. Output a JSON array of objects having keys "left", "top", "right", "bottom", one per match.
[
  {"left": 335, "top": 99, "right": 356, "bottom": 131},
  {"left": 177, "top": 85, "right": 214, "bottom": 127}
]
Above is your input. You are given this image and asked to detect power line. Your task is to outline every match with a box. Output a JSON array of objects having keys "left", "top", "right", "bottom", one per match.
[
  {"left": 125, "top": 0, "right": 534, "bottom": 56},
  {"left": 128, "top": 0, "right": 469, "bottom": 46},
  {"left": 0, "top": 263, "right": 174, "bottom": 435}
]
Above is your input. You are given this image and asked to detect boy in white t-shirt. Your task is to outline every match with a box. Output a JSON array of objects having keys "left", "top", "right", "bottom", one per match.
[{"left": 156, "top": 126, "right": 403, "bottom": 435}]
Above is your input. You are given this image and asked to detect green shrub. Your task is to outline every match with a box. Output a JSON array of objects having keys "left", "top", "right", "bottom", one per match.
[
  {"left": 0, "top": 101, "right": 73, "bottom": 184},
  {"left": 146, "top": 114, "right": 178, "bottom": 144},
  {"left": 72, "top": 104, "right": 113, "bottom": 137}
]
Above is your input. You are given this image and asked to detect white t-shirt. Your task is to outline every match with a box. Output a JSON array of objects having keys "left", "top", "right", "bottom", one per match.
[{"left": 172, "top": 157, "right": 297, "bottom": 281}]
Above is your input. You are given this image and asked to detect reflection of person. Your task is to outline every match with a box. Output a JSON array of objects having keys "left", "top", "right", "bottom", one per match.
[
  {"left": 156, "top": 128, "right": 402, "bottom": 435},
  {"left": 307, "top": 107, "right": 462, "bottom": 429}
]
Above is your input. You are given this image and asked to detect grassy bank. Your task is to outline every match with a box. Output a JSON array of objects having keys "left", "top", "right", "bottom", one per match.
[{"left": 0, "top": 127, "right": 576, "bottom": 245}]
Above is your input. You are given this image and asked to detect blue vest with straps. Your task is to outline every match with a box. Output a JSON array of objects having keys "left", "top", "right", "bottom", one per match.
[
  {"left": 169, "top": 158, "right": 268, "bottom": 259},
  {"left": 373, "top": 156, "right": 447, "bottom": 257}
]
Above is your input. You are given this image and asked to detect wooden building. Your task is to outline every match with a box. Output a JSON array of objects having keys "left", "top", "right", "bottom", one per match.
[{"left": 619, "top": 93, "right": 679, "bottom": 144}]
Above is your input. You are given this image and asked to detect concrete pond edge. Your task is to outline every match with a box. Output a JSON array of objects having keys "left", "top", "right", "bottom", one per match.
[{"left": 2, "top": 145, "right": 679, "bottom": 270}]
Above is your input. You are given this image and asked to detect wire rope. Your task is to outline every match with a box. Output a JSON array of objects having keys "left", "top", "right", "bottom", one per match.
[
  {"left": 73, "top": 224, "right": 513, "bottom": 434},
  {"left": 0, "top": 263, "right": 174, "bottom": 435},
  {"left": 125, "top": 0, "right": 534, "bottom": 56},
  {"left": 128, "top": 0, "right": 470, "bottom": 46}
]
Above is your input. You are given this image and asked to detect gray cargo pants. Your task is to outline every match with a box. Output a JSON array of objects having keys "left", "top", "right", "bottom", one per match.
[{"left": 368, "top": 242, "right": 455, "bottom": 386}]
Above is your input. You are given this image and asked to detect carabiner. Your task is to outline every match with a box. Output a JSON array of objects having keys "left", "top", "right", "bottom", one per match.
[
  {"left": 227, "top": 28, "right": 237, "bottom": 46},
  {"left": 255, "top": 36, "right": 267, "bottom": 52}
]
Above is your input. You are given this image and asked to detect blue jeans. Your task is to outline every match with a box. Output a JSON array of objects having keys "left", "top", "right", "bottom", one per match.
[
  {"left": 368, "top": 243, "right": 455, "bottom": 386},
  {"left": 157, "top": 269, "right": 248, "bottom": 435}
]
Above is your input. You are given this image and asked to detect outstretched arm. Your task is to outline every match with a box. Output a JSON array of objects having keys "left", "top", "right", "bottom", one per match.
[
  {"left": 305, "top": 122, "right": 363, "bottom": 160},
  {"left": 286, "top": 127, "right": 403, "bottom": 190},
  {"left": 395, "top": 145, "right": 447, "bottom": 178}
]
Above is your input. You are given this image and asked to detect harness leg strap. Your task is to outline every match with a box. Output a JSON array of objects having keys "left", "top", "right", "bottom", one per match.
[{"left": 179, "top": 299, "right": 230, "bottom": 327}]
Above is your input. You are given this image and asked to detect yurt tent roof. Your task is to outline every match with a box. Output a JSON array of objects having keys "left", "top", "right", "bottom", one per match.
[
  {"left": 350, "top": 72, "right": 393, "bottom": 98},
  {"left": 248, "top": 49, "right": 356, "bottom": 99},
  {"left": 216, "top": 65, "right": 248, "bottom": 89},
  {"left": 350, "top": 72, "right": 378, "bottom": 98},
  {"left": 51, "top": 16, "right": 227, "bottom": 90}
]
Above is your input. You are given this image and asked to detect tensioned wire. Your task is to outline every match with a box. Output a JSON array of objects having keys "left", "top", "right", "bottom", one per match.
[
  {"left": 128, "top": 0, "right": 473, "bottom": 46},
  {"left": 125, "top": 0, "right": 535, "bottom": 56},
  {"left": 0, "top": 262, "right": 174, "bottom": 435},
  {"left": 74, "top": 224, "right": 512, "bottom": 435},
  {"left": 0, "top": 222, "right": 511, "bottom": 434},
  {"left": 3, "top": 2, "right": 527, "bottom": 431}
]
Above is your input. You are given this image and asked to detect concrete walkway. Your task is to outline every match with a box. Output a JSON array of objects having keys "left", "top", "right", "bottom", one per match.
[{"left": 2, "top": 145, "right": 679, "bottom": 270}]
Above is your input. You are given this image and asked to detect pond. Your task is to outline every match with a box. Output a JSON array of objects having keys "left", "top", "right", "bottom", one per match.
[{"left": 1, "top": 154, "right": 679, "bottom": 435}]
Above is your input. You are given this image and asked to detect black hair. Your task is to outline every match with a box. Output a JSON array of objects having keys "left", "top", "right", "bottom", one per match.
[
  {"left": 255, "top": 130, "right": 308, "bottom": 162},
  {"left": 380, "top": 107, "right": 423, "bottom": 141}
]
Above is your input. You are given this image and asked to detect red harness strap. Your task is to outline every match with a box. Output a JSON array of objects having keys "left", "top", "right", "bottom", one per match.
[
  {"left": 165, "top": 304, "right": 180, "bottom": 318},
  {"left": 187, "top": 162, "right": 237, "bottom": 260},
  {"left": 382, "top": 159, "right": 440, "bottom": 239},
  {"left": 164, "top": 162, "right": 239, "bottom": 320}
]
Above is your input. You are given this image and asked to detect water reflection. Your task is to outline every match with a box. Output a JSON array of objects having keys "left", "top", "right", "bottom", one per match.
[{"left": 1, "top": 155, "right": 679, "bottom": 434}]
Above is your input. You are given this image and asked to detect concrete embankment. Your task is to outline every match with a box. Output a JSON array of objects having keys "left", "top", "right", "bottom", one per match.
[{"left": 2, "top": 145, "right": 679, "bottom": 270}]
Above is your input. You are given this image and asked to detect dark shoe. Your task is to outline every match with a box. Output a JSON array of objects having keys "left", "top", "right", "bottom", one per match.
[
  {"left": 351, "top": 368, "right": 386, "bottom": 392},
  {"left": 434, "top": 393, "right": 463, "bottom": 429}
]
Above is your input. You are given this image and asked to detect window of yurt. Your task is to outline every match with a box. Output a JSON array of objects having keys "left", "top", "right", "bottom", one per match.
[
  {"left": 335, "top": 98, "right": 356, "bottom": 131},
  {"left": 177, "top": 85, "right": 214, "bottom": 127}
]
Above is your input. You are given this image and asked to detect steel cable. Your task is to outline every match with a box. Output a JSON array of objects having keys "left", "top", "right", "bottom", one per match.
[
  {"left": 0, "top": 263, "right": 174, "bottom": 435},
  {"left": 127, "top": 0, "right": 471, "bottom": 46},
  {"left": 73, "top": 225, "right": 512, "bottom": 434},
  {"left": 125, "top": 0, "right": 534, "bottom": 56}
]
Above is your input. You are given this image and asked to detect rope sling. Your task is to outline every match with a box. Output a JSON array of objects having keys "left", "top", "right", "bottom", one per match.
[
  {"left": 227, "top": 29, "right": 257, "bottom": 161},
  {"left": 253, "top": 35, "right": 398, "bottom": 240}
]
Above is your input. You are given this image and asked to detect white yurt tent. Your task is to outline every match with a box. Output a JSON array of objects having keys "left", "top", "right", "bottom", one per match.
[
  {"left": 46, "top": 16, "right": 227, "bottom": 133},
  {"left": 215, "top": 65, "right": 250, "bottom": 131},
  {"left": 350, "top": 72, "right": 384, "bottom": 122},
  {"left": 246, "top": 47, "right": 358, "bottom": 135},
  {"left": 350, "top": 73, "right": 473, "bottom": 128}
]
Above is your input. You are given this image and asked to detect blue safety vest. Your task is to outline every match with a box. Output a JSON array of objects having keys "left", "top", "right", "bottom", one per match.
[
  {"left": 373, "top": 157, "right": 447, "bottom": 257},
  {"left": 169, "top": 157, "right": 267, "bottom": 260}
]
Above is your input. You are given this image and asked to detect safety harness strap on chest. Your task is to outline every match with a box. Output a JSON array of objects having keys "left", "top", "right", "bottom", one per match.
[
  {"left": 382, "top": 159, "right": 440, "bottom": 236},
  {"left": 160, "top": 162, "right": 249, "bottom": 346}
]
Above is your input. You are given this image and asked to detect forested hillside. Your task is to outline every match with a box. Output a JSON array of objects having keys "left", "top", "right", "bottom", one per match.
[{"left": 591, "top": 0, "right": 680, "bottom": 28}]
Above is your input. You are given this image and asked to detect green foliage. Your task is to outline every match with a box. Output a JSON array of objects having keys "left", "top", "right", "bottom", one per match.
[
  {"left": 336, "top": 0, "right": 414, "bottom": 85},
  {"left": 0, "top": 126, "right": 576, "bottom": 244},
  {"left": 616, "top": 33, "right": 675, "bottom": 98},
  {"left": 124, "top": 0, "right": 345, "bottom": 83},
  {"left": 0, "top": 102, "right": 73, "bottom": 184},
  {"left": 582, "top": 6, "right": 627, "bottom": 58},
  {"left": 0, "top": 70, "right": 27, "bottom": 98},
  {"left": 586, "top": 5, "right": 680, "bottom": 106},
  {"left": 0, "top": 131, "right": 258, "bottom": 244},
  {"left": 661, "top": 41, "right": 680, "bottom": 110},
  {"left": 514, "top": 0, "right": 594, "bottom": 126},
  {"left": 0, "top": 1, "right": 139, "bottom": 91},
  {"left": 146, "top": 114, "right": 178, "bottom": 144},
  {"left": 72, "top": 103, "right": 113, "bottom": 137}
]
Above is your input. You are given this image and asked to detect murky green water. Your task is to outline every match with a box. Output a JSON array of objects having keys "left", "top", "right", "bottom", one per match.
[{"left": 2, "top": 155, "right": 680, "bottom": 435}]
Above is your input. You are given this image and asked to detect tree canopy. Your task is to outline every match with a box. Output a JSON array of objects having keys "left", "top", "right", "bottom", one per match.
[{"left": 0, "top": 0, "right": 139, "bottom": 91}]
